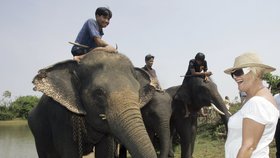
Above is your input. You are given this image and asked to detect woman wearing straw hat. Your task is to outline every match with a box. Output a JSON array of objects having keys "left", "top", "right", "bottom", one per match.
[{"left": 224, "top": 52, "right": 279, "bottom": 158}]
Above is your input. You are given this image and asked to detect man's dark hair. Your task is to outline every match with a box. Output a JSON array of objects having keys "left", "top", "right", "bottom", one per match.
[
  {"left": 95, "top": 7, "right": 112, "bottom": 19},
  {"left": 195, "top": 52, "right": 205, "bottom": 61},
  {"left": 145, "top": 54, "right": 154, "bottom": 61}
]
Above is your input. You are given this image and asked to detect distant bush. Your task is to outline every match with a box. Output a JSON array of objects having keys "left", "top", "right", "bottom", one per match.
[
  {"left": 197, "top": 102, "right": 242, "bottom": 141},
  {"left": 197, "top": 120, "right": 226, "bottom": 140},
  {"left": 229, "top": 102, "right": 241, "bottom": 114},
  {"left": 0, "top": 111, "right": 15, "bottom": 120},
  {"left": 10, "top": 96, "right": 39, "bottom": 119},
  {"left": 0, "top": 95, "right": 39, "bottom": 120}
]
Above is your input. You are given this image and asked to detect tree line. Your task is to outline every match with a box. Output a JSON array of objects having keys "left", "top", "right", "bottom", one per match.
[
  {"left": 0, "top": 73, "right": 279, "bottom": 121},
  {"left": 0, "top": 91, "right": 39, "bottom": 120}
]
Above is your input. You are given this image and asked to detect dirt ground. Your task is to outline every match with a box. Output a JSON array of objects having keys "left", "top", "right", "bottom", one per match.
[{"left": 83, "top": 153, "right": 94, "bottom": 158}]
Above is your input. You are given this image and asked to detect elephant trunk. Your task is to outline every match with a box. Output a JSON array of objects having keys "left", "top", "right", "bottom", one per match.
[
  {"left": 107, "top": 91, "right": 157, "bottom": 158},
  {"left": 157, "top": 118, "right": 171, "bottom": 158}
]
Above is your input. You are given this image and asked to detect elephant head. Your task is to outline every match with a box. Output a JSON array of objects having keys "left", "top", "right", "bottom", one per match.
[
  {"left": 177, "top": 76, "right": 231, "bottom": 124},
  {"left": 32, "top": 50, "right": 157, "bottom": 158},
  {"left": 166, "top": 76, "right": 230, "bottom": 158}
]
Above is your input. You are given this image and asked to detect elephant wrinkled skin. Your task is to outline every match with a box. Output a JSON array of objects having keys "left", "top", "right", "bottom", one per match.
[{"left": 28, "top": 50, "right": 157, "bottom": 158}]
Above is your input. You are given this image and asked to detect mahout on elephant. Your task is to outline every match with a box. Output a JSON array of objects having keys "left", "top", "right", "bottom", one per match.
[
  {"left": 28, "top": 50, "right": 158, "bottom": 158},
  {"left": 166, "top": 76, "right": 231, "bottom": 158},
  {"left": 118, "top": 68, "right": 173, "bottom": 158}
]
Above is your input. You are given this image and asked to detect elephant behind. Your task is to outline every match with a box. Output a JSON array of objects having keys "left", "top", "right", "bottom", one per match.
[
  {"left": 28, "top": 50, "right": 157, "bottom": 158},
  {"left": 166, "top": 76, "right": 231, "bottom": 158},
  {"left": 119, "top": 68, "right": 173, "bottom": 158},
  {"left": 141, "top": 91, "right": 172, "bottom": 158}
]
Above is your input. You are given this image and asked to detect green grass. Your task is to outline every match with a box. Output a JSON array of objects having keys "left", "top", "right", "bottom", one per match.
[
  {"left": 193, "top": 135, "right": 225, "bottom": 158},
  {"left": 0, "top": 118, "right": 27, "bottom": 126},
  {"left": 170, "top": 134, "right": 226, "bottom": 158},
  {"left": 182, "top": 128, "right": 276, "bottom": 158}
]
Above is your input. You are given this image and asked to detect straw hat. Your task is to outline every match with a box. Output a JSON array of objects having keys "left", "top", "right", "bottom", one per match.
[{"left": 224, "top": 52, "right": 275, "bottom": 74}]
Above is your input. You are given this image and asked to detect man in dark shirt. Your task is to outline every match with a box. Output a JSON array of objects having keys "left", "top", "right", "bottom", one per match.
[
  {"left": 142, "top": 54, "right": 162, "bottom": 91},
  {"left": 185, "top": 52, "right": 212, "bottom": 80},
  {"left": 183, "top": 52, "right": 212, "bottom": 117},
  {"left": 71, "top": 7, "right": 117, "bottom": 62}
]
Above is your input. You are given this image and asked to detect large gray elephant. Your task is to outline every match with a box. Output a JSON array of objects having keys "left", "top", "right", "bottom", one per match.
[
  {"left": 28, "top": 50, "right": 158, "bottom": 158},
  {"left": 119, "top": 68, "right": 173, "bottom": 158},
  {"left": 166, "top": 76, "right": 231, "bottom": 158}
]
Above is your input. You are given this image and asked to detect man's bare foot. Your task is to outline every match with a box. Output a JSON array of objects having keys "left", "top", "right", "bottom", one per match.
[{"left": 73, "top": 54, "right": 86, "bottom": 62}]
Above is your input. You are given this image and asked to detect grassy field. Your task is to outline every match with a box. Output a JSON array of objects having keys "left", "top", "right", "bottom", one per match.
[
  {"left": 0, "top": 119, "right": 27, "bottom": 125},
  {"left": 83, "top": 137, "right": 276, "bottom": 158}
]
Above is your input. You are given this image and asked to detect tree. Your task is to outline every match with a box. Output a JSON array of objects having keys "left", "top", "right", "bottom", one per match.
[
  {"left": 0, "top": 90, "right": 12, "bottom": 107},
  {"left": 10, "top": 95, "right": 39, "bottom": 119},
  {"left": 2, "top": 90, "right": 11, "bottom": 98},
  {"left": 0, "top": 91, "right": 13, "bottom": 120},
  {"left": 263, "top": 73, "right": 280, "bottom": 95}
]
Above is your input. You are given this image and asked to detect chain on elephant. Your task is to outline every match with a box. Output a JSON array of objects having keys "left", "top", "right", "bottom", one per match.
[{"left": 72, "top": 114, "right": 87, "bottom": 158}]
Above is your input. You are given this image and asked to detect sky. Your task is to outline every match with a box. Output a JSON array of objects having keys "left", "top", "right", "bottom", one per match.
[{"left": 1, "top": 0, "right": 280, "bottom": 101}]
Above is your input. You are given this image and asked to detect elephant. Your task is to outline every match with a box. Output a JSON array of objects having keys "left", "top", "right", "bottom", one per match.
[
  {"left": 118, "top": 68, "right": 173, "bottom": 158},
  {"left": 165, "top": 76, "right": 231, "bottom": 158},
  {"left": 28, "top": 50, "right": 158, "bottom": 158},
  {"left": 141, "top": 91, "right": 172, "bottom": 158}
]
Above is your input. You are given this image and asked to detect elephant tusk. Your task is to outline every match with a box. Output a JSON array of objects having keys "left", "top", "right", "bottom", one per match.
[
  {"left": 211, "top": 103, "right": 226, "bottom": 115},
  {"left": 99, "top": 114, "right": 107, "bottom": 120}
]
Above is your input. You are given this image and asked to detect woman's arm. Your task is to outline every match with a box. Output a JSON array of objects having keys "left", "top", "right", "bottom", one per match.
[{"left": 237, "top": 118, "right": 265, "bottom": 158}]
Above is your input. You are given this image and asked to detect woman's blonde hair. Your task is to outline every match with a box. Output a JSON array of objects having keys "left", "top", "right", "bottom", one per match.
[{"left": 250, "top": 66, "right": 267, "bottom": 79}]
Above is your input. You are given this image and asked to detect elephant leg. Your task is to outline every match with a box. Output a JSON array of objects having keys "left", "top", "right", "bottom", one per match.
[
  {"left": 190, "top": 116, "right": 198, "bottom": 156},
  {"left": 168, "top": 124, "right": 176, "bottom": 158},
  {"left": 156, "top": 120, "right": 171, "bottom": 158},
  {"left": 177, "top": 115, "right": 198, "bottom": 158},
  {"left": 176, "top": 117, "right": 193, "bottom": 158},
  {"left": 33, "top": 134, "right": 60, "bottom": 158},
  {"left": 119, "top": 144, "right": 127, "bottom": 158},
  {"left": 95, "top": 136, "right": 116, "bottom": 158}
]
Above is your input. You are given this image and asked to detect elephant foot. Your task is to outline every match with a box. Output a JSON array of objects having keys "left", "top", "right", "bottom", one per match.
[{"left": 83, "top": 143, "right": 94, "bottom": 155}]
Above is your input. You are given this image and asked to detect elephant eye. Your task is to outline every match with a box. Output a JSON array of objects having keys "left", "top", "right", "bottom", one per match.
[
  {"left": 92, "top": 88, "right": 108, "bottom": 109},
  {"left": 93, "top": 88, "right": 106, "bottom": 97}
]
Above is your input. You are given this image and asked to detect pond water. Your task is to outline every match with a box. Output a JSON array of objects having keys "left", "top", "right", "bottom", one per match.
[
  {"left": 0, "top": 121, "right": 37, "bottom": 158},
  {"left": 0, "top": 120, "right": 94, "bottom": 158}
]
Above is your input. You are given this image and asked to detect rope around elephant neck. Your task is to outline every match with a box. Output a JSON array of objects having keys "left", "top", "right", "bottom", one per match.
[{"left": 72, "top": 115, "right": 87, "bottom": 157}]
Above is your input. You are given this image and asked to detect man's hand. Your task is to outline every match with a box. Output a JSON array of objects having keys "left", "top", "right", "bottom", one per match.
[
  {"left": 73, "top": 54, "right": 86, "bottom": 62},
  {"left": 94, "top": 37, "right": 118, "bottom": 53},
  {"left": 93, "top": 46, "right": 118, "bottom": 53},
  {"left": 205, "top": 71, "right": 213, "bottom": 76},
  {"left": 105, "top": 45, "right": 118, "bottom": 53}
]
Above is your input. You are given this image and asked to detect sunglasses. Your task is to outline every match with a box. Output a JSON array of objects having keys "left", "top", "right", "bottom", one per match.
[{"left": 231, "top": 67, "right": 251, "bottom": 78}]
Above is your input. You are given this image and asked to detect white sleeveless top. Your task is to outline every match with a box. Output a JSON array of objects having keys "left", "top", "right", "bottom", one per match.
[{"left": 225, "top": 96, "right": 279, "bottom": 158}]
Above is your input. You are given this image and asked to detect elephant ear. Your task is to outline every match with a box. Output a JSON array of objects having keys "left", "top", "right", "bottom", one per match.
[
  {"left": 134, "top": 67, "right": 155, "bottom": 108},
  {"left": 32, "top": 60, "right": 86, "bottom": 115}
]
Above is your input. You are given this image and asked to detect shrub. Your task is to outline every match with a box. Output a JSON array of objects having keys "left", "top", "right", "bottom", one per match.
[
  {"left": 0, "top": 111, "right": 15, "bottom": 120},
  {"left": 10, "top": 96, "right": 39, "bottom": 119}
]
